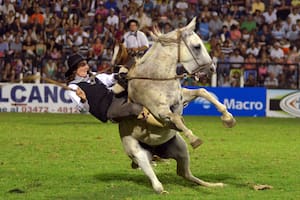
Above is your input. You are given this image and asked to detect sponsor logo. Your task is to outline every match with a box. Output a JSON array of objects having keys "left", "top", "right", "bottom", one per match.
[
  {"left": 194, "top": 92, "right": 218, "bottom": 109},
  {"left": 280, "top": 92, "right": 300, "bottom": 117},
  {"left": 0, "top": 84, "right": 72, "bottom": 103},
  {"left": 224, "top": 99, "right": 264, "bottom": 110}
]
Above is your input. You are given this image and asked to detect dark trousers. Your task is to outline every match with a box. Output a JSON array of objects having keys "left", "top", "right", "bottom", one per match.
[{"left": 107, "top": 95, "right": 142, "bottom": 121}]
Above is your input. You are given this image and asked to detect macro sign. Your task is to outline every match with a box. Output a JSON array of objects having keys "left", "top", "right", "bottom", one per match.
[
  {"left": 183, "top": 87, "right": 266, "bottom": 117},
  {"left": 0, "top": 83, "right": 78, "bottom": 113},
  {"left": 267, "top": 89, "right": 300, "bottom": 118}
]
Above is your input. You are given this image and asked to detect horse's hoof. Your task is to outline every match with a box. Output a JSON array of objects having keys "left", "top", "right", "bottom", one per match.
[
  {"left": 131, "top": 161, "right": 139, "bottom": 169},
  {"left": 190, "top": 138, "right": 203, "bottom": 149},
  {"left": 160, "top": 190, "right": 169, "bottom": 194},
  {"left": 221, "top": 114, "right": 236, "bottom": 128}
]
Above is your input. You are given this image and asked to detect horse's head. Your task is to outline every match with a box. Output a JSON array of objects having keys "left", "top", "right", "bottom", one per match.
[{"left": 151, "top": 17, "right": 215, "bottom": 78}]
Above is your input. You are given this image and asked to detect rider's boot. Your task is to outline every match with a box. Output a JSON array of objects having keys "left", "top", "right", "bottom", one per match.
[{"left": 138, "top": 107, "right": 164, "bottom": 127}]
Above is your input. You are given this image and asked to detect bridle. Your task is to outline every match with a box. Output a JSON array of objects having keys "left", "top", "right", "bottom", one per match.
[{"left": 126, "top": 29, "right": 213, "bottom": 81}]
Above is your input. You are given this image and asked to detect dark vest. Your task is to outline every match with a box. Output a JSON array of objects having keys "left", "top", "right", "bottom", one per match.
[{"left": 77, "top": 79, "right": 114, "bottom": 122}]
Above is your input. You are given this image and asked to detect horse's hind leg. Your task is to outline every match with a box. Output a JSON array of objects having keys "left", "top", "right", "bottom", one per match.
[
  {"left": 161, "top": 134, "right": 224, "bottom": 187},
  {"left": 182, "top": 88, "right": 236, "bottom": 128},
  {"left": 121, "top": 135, "right": 167, "bottom": 194}
]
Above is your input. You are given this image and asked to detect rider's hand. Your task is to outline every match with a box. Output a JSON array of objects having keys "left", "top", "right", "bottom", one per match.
[{"left": 76, "top": 88, "right": 87, "bottom": 103}]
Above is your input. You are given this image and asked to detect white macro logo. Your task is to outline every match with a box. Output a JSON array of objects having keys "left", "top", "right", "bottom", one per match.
[{"left": 194, "top": 92, "right": 218, "bottom": 109}]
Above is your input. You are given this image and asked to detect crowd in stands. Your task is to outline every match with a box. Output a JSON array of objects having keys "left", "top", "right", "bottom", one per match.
[{"left": 0, "top": 0, "right": 300, "bottom": 89}]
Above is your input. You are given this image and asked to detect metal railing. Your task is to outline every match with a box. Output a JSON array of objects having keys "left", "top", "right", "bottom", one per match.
[{"left": 216, "top": 62, "right": 300, "bottom": 89}]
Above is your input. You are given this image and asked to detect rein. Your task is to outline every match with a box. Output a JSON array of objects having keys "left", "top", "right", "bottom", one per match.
[{"left": 127, "top": 73, "right": 193, "bottom": 81}]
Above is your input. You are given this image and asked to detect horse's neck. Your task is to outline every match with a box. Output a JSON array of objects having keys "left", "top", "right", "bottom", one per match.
[{"left": 132, "top": 43, "right": 178, "bottom": 77}]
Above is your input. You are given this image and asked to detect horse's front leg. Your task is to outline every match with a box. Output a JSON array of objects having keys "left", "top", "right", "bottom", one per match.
[
  {"left": 157, "top": 108, "right": 202, "bottom": 149},
  {"left": 121, "top": 135, "right": 167, "bottom": 194},
  {"left": 182, "top": 88, "right": 236, "bottom": 128}
]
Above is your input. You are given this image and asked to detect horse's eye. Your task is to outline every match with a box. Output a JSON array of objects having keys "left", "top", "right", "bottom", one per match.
[{"left": 194, "top": 44, "right": 201, "bottom": 50}]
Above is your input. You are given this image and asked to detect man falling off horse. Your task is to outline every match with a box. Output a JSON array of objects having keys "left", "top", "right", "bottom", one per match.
[{"left": 65, "top": 53, "right": 162, "bottom": 127}]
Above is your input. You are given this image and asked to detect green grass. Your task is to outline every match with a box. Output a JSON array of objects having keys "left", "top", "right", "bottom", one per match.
[{"left": 0, "top": 113, "right": 299, "bottom": 200}]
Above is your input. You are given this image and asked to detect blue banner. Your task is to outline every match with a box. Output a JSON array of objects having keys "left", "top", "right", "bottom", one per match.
[{"left": 183, "top": 87, "right": 266, "bottom": 117}]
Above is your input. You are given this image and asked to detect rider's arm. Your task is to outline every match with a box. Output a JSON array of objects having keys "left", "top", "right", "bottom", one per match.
[
  {"left": 67, "top": 84, "right": 90, "bottom": 113},
  {"left": 96, "top": 73, "right": 118, "bottom": 89}
]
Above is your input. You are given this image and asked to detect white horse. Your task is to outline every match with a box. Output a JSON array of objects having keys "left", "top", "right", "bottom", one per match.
[
  {"left": 112, "top": 17, "right": 235, "bottom": 149},
  {"left": 110, "top": 18, "right": 235, "bottom": 193}
]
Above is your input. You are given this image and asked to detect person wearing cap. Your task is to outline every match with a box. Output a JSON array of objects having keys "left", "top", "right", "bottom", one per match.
[
  {"left": 123, "top": 19, "right": 149, "bottom": 57},
  {"left": 65, "top": 53, "right": 163, "bottom": 126},
  {"left": 106, "top": 8, "right": 119, "bottom": 28}
]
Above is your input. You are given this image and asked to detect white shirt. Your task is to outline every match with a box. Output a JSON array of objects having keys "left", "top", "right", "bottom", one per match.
[
  {"left": 107, "top": 14, "right": 119, "bottom": 27},
  {"left": 67, "top": 73, "right": 116, "bottom": 113},
  {"left": 262, "top": 10, "right": 277, "bottom": 24},
  {"left": 288, "top": 13, "right": 300, "bottom": 25},
  {"left": 123, "top": 30, "right": 149, "bottom": 49},
  {"left": 270, "top": 47, "right": 284, "bottom": 59}
]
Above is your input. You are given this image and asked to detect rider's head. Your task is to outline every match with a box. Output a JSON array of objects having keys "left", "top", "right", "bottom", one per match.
[{"left": 65, "top": 53, "right": 89, "bottom": 78}]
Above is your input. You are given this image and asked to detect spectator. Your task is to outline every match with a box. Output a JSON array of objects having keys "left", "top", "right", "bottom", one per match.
[
  {"left": 1, "top": 0, "right": 15, "bottom": 16},
  {"left": 200, "top": 5, "right": 211, "bottom": 19},
  {"left": 229, "top": 24, "right": 242, "bottom": 44},
  {"left": 197, "top": 17, "right": 210, "bottom": 41},
  {"left": 208, "top": 12, "right": 223, "bottom": 36},
  {"left": 0, "top": 35, "right": 9, "bottom": 58},
  {"left": 219, "top": 25, "right": 231, "bottom": 43},
  {"left": 286, "top": 24, "right": 300, "bottom": 41},
  {"left": 287, "top": 7, "right": 300, "bottom": 25},
  {"left": 96, "top": 1, "right": 109, "bottom": 18},
  {"left": 271, "top": 21, "right": 285, "bottom": 40},
  {"left": 143, "top": 0, "right": 154, "bottom": 14},
  {"left": 43, "top": 59, "right": 57, "bottom": 79},
  {"left": 104, "top": 0, "right": 118, "bottom": 11},
  {"left": 172, "top": 12, "right": 187, "bottom": 29},
  {"left": 92, "top": 37, "right": 104, "bottom": 60},
  {"left": 264, "top": 72, "right": 279, "bottom": 88},
  {"left": 9, "top": 35, "right": 23, "bottom": 55},
  {"left": 175, "top": 0, "right": 188, "bottom": 13},
  {"left": 221, "top": 39, "right": 234, "bottom": 57},
  {"left": 19, "top": 9, "right": 29, "bottom": 28},
  {"left": 244, "top": 72, "right": 256, "bottom": 87},
  {"left": 229, "top": 48, "right": 244, "bottom": 84},
  {"left": 136, "top": 6, "right": 152, "bottom": 31},
  {"left": 78, "top": 37, "right": 90, "bottom": 58},
  {"left": 123, "top": 19, "right": 149, "bottom": 57},
  {"left": 106, "top": 8, "right": 119, "bottom": 28},
  {"left": 262, "top": 6, "right": 277, "bottom": 25},
  {"left": 22, "top": 35, "right": 36, "bottom": 58},
  {"left": 79, "top": 0, "right": 91, "bottom": 17},
  {"left": 246, "top": 42, "right": 259, "bottom": 56},
  {"left": 251, "top": 0, "right": 265, "bottom": 14},
  {"left": 240, "top": 14, "right": 257, "bottom": 33},
  {"left": 270, "top": 42, "right": 284, "bottom": 62},
  {"left": 222, "top": 14, "right": 239, "bottom": 28},
  {"left": 30, "top": 6, "right": 45, "bottom": 26}
]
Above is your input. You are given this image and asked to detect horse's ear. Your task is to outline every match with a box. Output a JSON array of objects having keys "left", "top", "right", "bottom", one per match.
[
  {"left": 184, "top": 17, "right": 197, "bottom": 31},
  {"left": 150, "top": 31, "right": 158, "bottom": 41},
  {"left": 152, "top": 25, "right": 161, "bottom": 36}
]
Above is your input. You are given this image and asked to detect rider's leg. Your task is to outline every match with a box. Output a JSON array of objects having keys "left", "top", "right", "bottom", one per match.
[{"left": 107, "top": 96, "right": 163, "bottom": 127}]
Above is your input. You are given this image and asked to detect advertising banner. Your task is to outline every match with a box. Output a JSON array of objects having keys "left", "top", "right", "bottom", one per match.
[
  {"left": 267, "top": 89, "right": 300, "bottom": 118},
  {"left": 0, "top": 83, "right": 78, "bottom": 113},
  {"left": 183, "top": 87, "right": 266, "bottom": 117}
]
